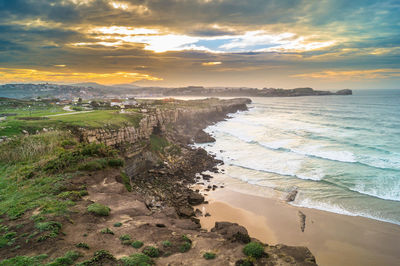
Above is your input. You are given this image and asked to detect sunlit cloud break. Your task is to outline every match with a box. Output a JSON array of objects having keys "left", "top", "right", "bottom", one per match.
[{"left": 75, "top": 27, "right": 336, "bottom": 53}]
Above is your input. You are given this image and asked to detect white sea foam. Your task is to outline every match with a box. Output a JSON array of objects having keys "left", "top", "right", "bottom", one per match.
[
  {"left": 350, "top": 184, "right": 400, "bottom": 202},
  {"left": 291, "top": 197, "right": 400, "bottom": 225},
  {"left": 290, "top": 146, "right": 357, "bottom": 163}
]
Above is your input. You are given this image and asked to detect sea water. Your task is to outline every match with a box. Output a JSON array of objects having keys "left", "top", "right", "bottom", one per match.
[{"left": 196, "top": 90, "right": 400, "bottom": 225}]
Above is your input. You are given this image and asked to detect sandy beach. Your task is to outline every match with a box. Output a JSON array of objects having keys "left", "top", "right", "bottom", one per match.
[{"left": 198, "top": 188, "right": 400, "bottom": 266}]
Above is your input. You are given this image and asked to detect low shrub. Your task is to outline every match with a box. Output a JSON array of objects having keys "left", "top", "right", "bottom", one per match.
[
  {"left": 57, "top": 190, "right": 87, "bottom": 201},
  {"left": 119, "top": 234, "right": 131, "bottom": 241},
  {"left": 142, "top": 246, "right": 160, "bottom": 258},
  {"left": 203, "top": 252, "right": 216, "bottom": 260},
  {"left": 179, "top": 242, "right": 191, "bottom": 253},
  {"left": 78, "top": 160, "right": 105, "bottom": 171},
  {"left": 243, "top": 242, "right": 264, "bottom": 259},
  {"left": 178, "top": 234, "right": 192, "bottom": 252},
  {"left": 131, "top": 240, "right": 144, "bottom": 249},
  {"left": 47, "top": 250, "right": 82, "bottom": 266},
  {"left": 113, "top": 222, "right": 122, "bottom": 227},
  {"left": 107, "top": 158, "right": 124, "bottom": 167},
  {"left": 35, "top": 221, "right": 62, "bottom": 242},
  {"left": 122, "top": 240, "right": 133, "bottom": 246},
  {"left": 100, "top": 228, "right": 114, "bottom": 235},
  {"left": 76, "top": 242, "right": 90, "bottom": 249},
  {"left": 76, "top": 250, "right": 116, "bottom": 266},
  {"left": 61, "top": 139, "right": 77, "bottom": 148},
  {"left": 162, "top": 240, "right": 171, "bottom": 247},
  {"left": 182, "top": 235, "right": 191, "bottom": 243},
  {"left": 120, "top": 172, "right": 132, "bottom": 192},
  {"left": 120, "top": 253, "right": 152, "bottom": 266},
  {"left": 236, "top": 258, "right": 254, "bottom": 266},
  {"left": 87, "top": 203, "right": 110, "bottom": 216},
  {"left": 35, "top": 221, "right": 62, "bottom": 232}
]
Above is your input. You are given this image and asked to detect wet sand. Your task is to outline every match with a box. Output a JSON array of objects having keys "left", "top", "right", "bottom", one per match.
[{"left": 198, "top": 188, "right": 400, "bottom": 266}]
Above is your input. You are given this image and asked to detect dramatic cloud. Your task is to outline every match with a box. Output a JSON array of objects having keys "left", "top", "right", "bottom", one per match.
[{"left": 0, "top": 0, "right": 399, "bottom": 88}]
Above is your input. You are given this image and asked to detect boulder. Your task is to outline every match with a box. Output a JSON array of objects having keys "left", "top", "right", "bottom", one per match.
[
  {"left": 286, "top": 189, "right": 298, "bottom": 202},
  {"left": 187, "top": 191, "right": 204, "bottom": 205},
  {"left": 211, "top": 222, "right": 251, "bottom": 243},
  {"left": 177, "top": 206, "right": 194, "bottom": 217},
  {"left": 193, "top": 130, "right": 215, "bottom": 143}
]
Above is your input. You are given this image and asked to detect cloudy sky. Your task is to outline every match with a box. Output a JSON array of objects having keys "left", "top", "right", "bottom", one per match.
[{"left": 0, "top": 0, "right": 399, "bottom": 89}]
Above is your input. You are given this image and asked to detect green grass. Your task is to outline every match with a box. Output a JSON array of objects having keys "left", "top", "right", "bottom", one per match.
[
  {"left": 0, "top": 130, "right": 71, "bottom": 163},
  {"left": 0, "top": 106, "right": 143, "bottom": 137},
  {"left": 35, "top": 221, "right": 62, "bottom": 241},
  {"left": 46, "top": 250, "right": 82, "bottom": 266},
  {"left": 0, "top": 131, "right": 97, "bottom": 220},
  {"left": 0, "top": 251, "right": 82, "bottom": 266},
  {"left": 0, "top": 165, "right": 74, "bottom": 219},
  {"left": 0, "top": 231, "right": 17, "bottom": 248},
  {"left": 87, "top": 203, "right": 110, "bottom": 216},
  {"left": 0, "top": 254, "right": 48, "bottom": 266}
]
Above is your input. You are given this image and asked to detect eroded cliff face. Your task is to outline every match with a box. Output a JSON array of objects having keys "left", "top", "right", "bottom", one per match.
[{"left": 78, "top": 98, "right": 251, "bottom": 147}]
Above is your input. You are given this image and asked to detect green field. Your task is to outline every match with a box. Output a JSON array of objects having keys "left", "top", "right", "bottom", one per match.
[{"left": 0, "top": 99, "right": 143, "bottom": 137}]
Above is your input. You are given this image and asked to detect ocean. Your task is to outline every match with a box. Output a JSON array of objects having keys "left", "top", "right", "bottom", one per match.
[{"left": 196, "top": 90, "right": 400, "bottom": 225}]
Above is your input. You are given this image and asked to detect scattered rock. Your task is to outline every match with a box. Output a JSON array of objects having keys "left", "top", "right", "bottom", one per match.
[
  {"left": 194, "top": 209, "right": 203, "bottom": 217},
  {"left": 286, "top": 188, "right": 298, "bottom": 202},
  {"left": 187, "top": 191, "right": 204, "bottom": 206},
  {"left": 163, "top": 207, "right": 179, "bottom": 219},
  {"left": 193, "top": 130, "right": 215, "bottom": 143},
  {"left": 205, "top": 212, "right": 211, "bottom": 217},
  {"left": 202, "top": 174, "right": 212, "bottom": 181},
  {"left": 177, "top": 206, "right": 194, "bottom": 217},
  {"left": 298, "top": 211, "right": 306, "bottom": 232},
  {"left": 211, "top": 222, "right": 251, "bottom": 243}
]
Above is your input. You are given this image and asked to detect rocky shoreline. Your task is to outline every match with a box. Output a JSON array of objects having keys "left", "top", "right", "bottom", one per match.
[{"left": 110, "top": 98, "right": 318, "bottom": 265}]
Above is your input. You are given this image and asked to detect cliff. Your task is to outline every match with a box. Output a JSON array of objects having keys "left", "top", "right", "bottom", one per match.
[{"left": 78, "top": 98, "right": 251, "bottom": 147}]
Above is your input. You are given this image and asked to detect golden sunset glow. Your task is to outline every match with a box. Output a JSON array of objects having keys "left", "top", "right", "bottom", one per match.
[
  {"left": 292, "top": 69, "right": 400, "bottom": 80},
  {"left": 202, "top": 62, "right": 222, "bottom": 66},
  {"left": 0, "top": 68, "right": 162, "bottom": 84}
]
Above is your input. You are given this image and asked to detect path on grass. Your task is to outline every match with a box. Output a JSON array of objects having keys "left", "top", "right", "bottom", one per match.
[{"left": 45, "top": 110, "right": 93, "bottom": 117}]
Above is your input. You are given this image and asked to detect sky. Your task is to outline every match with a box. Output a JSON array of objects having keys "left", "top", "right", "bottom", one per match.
[{"left": 0, "top": 0, "right": 399, "bottom": 89}]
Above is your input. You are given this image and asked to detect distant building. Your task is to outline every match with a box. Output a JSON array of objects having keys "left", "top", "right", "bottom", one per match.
[{"left": 122, "top": 99, "right": 138, "bottom": 108}]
